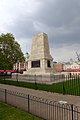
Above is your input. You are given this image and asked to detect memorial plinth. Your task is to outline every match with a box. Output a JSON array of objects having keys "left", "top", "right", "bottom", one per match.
[{"left": 25, "top": 32, "right": 53, "bottom": 75}]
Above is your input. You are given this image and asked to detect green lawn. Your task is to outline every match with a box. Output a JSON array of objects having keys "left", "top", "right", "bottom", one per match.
[
  {"left": 0, "top": 102, "right": 42, "bottom": 120},
  {"left": 0, "top": 77, "right": 80, "bottom": 96}
]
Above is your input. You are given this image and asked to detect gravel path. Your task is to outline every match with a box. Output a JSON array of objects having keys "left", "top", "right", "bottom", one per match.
[{"left": 0, "top": 84, "right": 80, "bottom": 107}]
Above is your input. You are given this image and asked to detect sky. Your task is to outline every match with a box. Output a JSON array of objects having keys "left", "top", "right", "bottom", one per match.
[{"left": 0, "top": 0, "right": 80, "bottom": 62}]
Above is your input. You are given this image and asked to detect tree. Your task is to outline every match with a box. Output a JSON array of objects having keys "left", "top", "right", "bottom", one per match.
[
  {"left": 76, "top": 52, "right": 80, "bottom": 61},
  {"left": 0, "top": 33, "right": 25, "bottom": 70}
]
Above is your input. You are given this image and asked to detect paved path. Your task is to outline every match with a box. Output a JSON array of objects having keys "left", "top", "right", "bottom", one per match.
[{"left": 0, "top": 84, "right": 80, "bottom": 107}]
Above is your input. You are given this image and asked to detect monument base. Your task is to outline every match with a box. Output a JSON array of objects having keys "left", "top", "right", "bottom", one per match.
[
  {"left": 12, "top": 72, "right": 54, "bottom": 84},
  {"left": 23, "top": 68, "right": 53, "bottom": 75}
]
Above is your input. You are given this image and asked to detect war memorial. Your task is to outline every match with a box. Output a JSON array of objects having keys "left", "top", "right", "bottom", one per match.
[
  {"left": 24, "top": 32, "right": 53, "bottom": 75},
  {"left": 12, "top": 33, "right": 54, "bottom": 83}
]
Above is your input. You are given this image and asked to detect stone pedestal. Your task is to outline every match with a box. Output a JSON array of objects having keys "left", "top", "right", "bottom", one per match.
[{"left": 25, "top": 33, "right": 53, "bottom": 75}]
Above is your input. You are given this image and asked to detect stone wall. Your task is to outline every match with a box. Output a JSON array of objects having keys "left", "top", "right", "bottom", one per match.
[{"left": 12, "top": 74, "right": 64, "bottom": 84}]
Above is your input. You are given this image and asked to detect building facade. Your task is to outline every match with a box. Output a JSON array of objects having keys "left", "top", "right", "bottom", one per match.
[
  {"left": 53, "top": 62, "right": 63, "bottom": 73},
  {"left": 62, "top": 60, "right": 80, "bottom": 76},
  {"left": 13, "top": 62, "right": 26, "bottom": 70}
]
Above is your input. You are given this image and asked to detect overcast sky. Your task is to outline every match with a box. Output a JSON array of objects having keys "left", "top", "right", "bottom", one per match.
[{"left": 0, "top": 0, "right": 80, "bottom": 62}]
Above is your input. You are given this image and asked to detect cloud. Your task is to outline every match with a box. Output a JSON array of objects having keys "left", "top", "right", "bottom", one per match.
[
  {"left": 51, "top": 44, "right": 80, "bottom": 62},
  {"left": 0, "top": 0, "right": 80, "bottom": 61}
]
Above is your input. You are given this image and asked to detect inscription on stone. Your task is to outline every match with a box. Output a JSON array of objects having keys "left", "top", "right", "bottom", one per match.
[{"left": 31, "top": 60, "right": 40, "bottom": 68}]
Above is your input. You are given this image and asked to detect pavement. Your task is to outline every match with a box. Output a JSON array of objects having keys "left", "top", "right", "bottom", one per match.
[{"left": 0, "top": 84, "right": 80, "bottom": 107}]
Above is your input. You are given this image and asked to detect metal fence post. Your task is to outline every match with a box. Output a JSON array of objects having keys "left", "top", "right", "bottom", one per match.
[
  {"left": 5, "top": 89, "right": 7, "bottom": 103},
  {"left": 28, "top": 94, "right": 30, "bottom": 113},
  {"left": 35, "top": 74, "right": 37, "bottom": 89},
  {"left": 63, "top": 81, "right": 65, "bottom": 94},
  {"left": 71, "top": 104, "right": 73, "bottom": 120}
]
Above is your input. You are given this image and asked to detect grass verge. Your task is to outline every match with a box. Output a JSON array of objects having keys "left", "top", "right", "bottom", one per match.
[
  {"left": 0, "top": 78, "right": 80, "bottom": 96},
  {"left": 0, "top": 101, "right": 42, "bottom": 120}
]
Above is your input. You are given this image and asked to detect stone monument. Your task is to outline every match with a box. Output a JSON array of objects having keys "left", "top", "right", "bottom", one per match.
[{"left": 26, "top": 32, "right": 53, "bottom": 75}]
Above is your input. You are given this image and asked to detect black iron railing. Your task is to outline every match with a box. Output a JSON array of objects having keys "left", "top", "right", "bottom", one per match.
[
  {"left": 0, "top": 88, "right": 80, "bottom": 120},
  {"left": 0, "top": 74, "right": 80, "bottom": 96}
]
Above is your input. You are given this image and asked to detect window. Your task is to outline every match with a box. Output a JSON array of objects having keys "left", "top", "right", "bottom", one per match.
[
  {"left": 47, "top": 60, "right": 51, "bottom": 67},
  {"left": 31, "top": 60, "right": 40, "bottom": 68}
]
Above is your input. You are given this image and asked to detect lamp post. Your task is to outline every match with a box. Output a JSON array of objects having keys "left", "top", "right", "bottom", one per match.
[{"left": 0, "top": 43, "right": 8, "bottom": 80}]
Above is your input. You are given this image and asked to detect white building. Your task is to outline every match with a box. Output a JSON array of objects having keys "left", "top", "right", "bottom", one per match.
[
  {"left": 63, "top": 60, "right": 80, "bottom": 70},
  {"left": 62, "top": 59, "right": 80, "bottom": 76}
]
